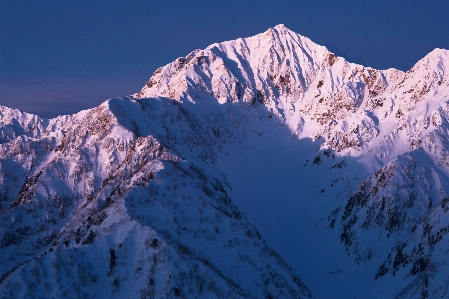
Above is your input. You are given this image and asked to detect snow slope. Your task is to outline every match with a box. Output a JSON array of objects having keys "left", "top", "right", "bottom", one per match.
[
  {"left": 1, "top": 24, "right": 449, "bottom": 298},
  {"left": 0, "top": 100, "right": 312, "bottom": 298}
]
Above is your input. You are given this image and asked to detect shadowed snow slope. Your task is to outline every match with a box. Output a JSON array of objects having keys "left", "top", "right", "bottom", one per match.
[{"left": 1, "top": 25, "right": 449, "bottom": 298}]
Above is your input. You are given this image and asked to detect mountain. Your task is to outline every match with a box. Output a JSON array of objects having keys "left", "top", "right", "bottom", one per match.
[{"left": 1, "top": 24, "right": 449, "bottom": 298}]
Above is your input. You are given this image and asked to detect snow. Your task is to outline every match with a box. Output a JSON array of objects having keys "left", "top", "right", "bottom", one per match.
[{"left": 1, "top": 24, "right": 449, "bottom": 298}]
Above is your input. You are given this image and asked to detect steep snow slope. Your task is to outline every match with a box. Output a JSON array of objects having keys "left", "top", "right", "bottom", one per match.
[
  {"left": 1, "top": 24, "right": 449, "bottom": 298},
  {"left": 134, "top": 24, "right": 449, "bottom": 298},
  {"left": 0, "top": 99, "right": 312, "bottom": 298}
]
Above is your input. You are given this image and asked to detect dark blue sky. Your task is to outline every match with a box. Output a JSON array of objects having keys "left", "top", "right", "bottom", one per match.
[{"left": 1, "top": 0, "right": 449, "bottom": 118}]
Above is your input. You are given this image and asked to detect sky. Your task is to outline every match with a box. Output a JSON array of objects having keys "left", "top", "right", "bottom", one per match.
[{"left": 1, "top": 0, "right": 449, "bottom": 118}]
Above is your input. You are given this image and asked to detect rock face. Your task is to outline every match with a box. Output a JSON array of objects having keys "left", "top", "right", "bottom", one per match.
[{"left": 1, "top": 24, "right": 449, "bottom": 298}]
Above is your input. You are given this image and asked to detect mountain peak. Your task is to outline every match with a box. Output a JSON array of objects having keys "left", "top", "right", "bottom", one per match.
[
  {"left": 135, "top": 25, "right": 331, "bottom": 102},
  {"left": 262, "top": 24, "right": 315, "bottom": 48},
  {"left": 273, "top": 23, "right": 287, "bottom": 29},
  {"left": 270, "top": 23, "right": 291, "bottom": 32},
  {"left": 429, "top": 47, "right": 448, "bottom": 56},
  {"left": 415, "top": 47, "right": 448, "bottom": 64}
]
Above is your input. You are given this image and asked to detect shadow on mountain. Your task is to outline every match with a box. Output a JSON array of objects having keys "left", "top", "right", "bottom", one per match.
[{"left": 110, "top": 94, "right": 367, "bottom": 297}]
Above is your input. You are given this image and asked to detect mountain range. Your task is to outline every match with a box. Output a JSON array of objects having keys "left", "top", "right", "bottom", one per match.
[{"left": 1, "top": 24, "right": 449, "bottom": 298}]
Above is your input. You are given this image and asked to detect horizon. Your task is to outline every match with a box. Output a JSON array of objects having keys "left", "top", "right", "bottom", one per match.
[{"left": 1, "top": 0, "right": 449, "bottom": 118}]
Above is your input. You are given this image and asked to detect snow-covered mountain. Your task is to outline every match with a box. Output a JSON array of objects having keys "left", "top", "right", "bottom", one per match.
[{"left": 1, "top": 24, "right": 449, "bottom": 298}]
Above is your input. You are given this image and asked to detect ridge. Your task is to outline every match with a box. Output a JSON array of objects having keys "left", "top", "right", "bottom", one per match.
[{"left": 2, "top": 26, "right": 449, "bottom": 298}]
